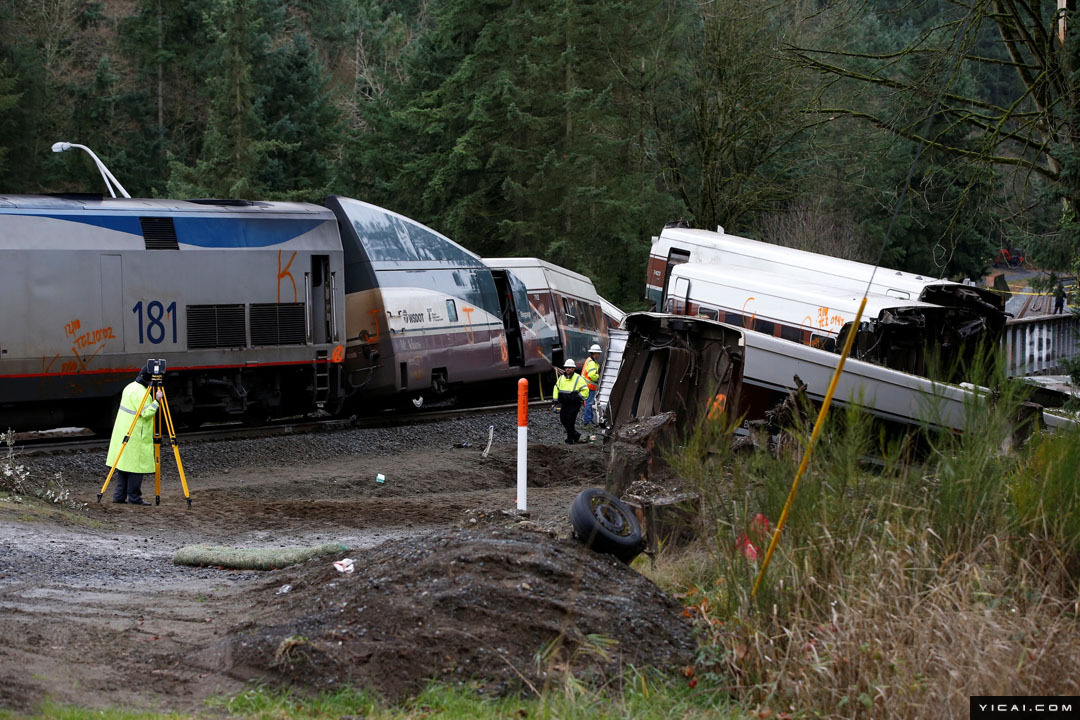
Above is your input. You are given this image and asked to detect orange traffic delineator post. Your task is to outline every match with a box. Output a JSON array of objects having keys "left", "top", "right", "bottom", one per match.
[{"left": 517, "top": 378, "right": 528, "bottom": 511}]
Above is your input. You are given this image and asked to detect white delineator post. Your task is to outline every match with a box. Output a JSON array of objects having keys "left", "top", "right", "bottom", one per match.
[{"left": 517, "top": 378, "right": 528, "bottom": 511}]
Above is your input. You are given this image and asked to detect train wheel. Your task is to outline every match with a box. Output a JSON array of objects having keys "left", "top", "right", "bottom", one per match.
[
  {"left": 569, "top": 488, "right": 644, "bottom": 563},
  {"left": 411, "top": 395, "right": 424, "bottom": 409}
]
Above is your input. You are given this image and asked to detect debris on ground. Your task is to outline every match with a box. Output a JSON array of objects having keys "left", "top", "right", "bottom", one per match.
[
  {"left": 192, "top": 528, "right": 694, "bottom": 699},
  {"left": 173, "top": 542, "right": 349, "bottom": 570}
]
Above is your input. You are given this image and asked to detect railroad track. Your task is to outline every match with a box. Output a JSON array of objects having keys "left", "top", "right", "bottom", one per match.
[{"left": 13, "top": 400, "right": 543, "bottom": 456}]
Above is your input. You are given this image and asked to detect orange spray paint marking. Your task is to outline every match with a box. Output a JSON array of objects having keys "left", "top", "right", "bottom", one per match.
[
  {"left": 366, "top": 309, "right": 382, "bottom": 342},
  {"left": 277, "top": 250, "right": 298, "bottom": 303},
  {"left": 461, "top": 306, "right": 475, "bottom": 343},
  {"left": 741, "top": 297, "right": 757, "bottom": 327},
  {"left": 331, "top": 344, "right": 345, "bottom": 363},
  {"left": 707, "top": 392, "right": 727, "bottom": 421},
  {"left": 70, "top": 347, "right": 87, "bottom": 372}
]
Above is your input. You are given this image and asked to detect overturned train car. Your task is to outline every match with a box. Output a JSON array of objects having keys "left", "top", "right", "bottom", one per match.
[
  {"left": 604, "top": 313, "right": 1075, "bottom": 451},
  {"left": 649, "top": 225, "right": 1006, "bottom": 382}
]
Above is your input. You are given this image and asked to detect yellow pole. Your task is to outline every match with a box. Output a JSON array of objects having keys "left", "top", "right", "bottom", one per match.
[
  {"left": 160, "top": 392, "right": 191, "bottom": 504},
  {"left": 751, "top": 296, "right": 868, "bottom": 598},
  {"left": 154, "top": 404, "right": 162, "bottom": 503}
]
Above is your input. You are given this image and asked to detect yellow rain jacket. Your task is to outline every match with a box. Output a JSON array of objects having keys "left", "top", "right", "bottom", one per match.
[
  {"left": 105, "top": 381, "right": 159, "bottom": 473},
  {"left": 583, "top": 356, "right": 600, "bottom": 391},
  {"left": 553, "top": 372, "right": 589, "bottom": 402}
]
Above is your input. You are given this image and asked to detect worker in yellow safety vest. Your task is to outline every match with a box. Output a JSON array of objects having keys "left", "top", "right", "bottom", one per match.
[
  {"left": 104, "top": 366, "right": 162, "bottom": 505},
  {"left": 582, "top": 343, "right": 602, "bottom": 425},
  {"left": 552, "top": 358, "right": 589, "bottom": 444}
]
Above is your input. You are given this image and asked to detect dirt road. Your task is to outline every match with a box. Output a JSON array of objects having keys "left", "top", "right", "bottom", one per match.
[{"left": 0, "top": 412, "right": 693, "bottom": 713}]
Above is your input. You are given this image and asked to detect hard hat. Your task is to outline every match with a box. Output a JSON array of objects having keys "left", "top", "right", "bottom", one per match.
[
  {"left": 563, "top": 358, "right": 577, "bottom": 368},
  {"left": 588, "top": 344, "right": 602, "bottom": 354}
]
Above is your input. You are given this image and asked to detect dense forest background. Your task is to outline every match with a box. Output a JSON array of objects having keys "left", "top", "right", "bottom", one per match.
[{"left": 0, "top": 0, "right": 1076, "bottom": 307}]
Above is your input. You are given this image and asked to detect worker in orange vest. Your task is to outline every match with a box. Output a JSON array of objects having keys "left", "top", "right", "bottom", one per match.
[{"left": 582, "top": 343, "right": 602, "bottom": 424}]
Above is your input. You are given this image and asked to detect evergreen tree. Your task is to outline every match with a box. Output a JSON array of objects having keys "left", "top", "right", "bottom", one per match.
[
  {"left": 0, "top": 60, "right": 21, "bottom": 179},
  {"left": 119, "top": 0, "right": 215, "bottom": 195},
  {"left": 256, "top": 32, "right": 343, "bottom": 201},
  {"left": 167, "top": 0, "right": 282, "bottom": 198},
  {"left": 653, "top": 0, "right": 810, "bottom": 234},
  {"left": 358, "top": 0, "right": 683, "bottom": 305}
]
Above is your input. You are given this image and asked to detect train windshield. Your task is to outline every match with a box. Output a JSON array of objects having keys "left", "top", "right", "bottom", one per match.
[{"left": 329, "top": 195, "right": 484, "bottom": 267}]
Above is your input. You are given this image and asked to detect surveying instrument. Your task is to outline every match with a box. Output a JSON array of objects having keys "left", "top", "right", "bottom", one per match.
[{"left": 98, "top": 358, "right": 192, "bottom": 508}]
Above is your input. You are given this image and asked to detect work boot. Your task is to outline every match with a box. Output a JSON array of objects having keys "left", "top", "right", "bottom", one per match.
[{"left": 128, "top": 499, "right": 152, "bottom": 506}]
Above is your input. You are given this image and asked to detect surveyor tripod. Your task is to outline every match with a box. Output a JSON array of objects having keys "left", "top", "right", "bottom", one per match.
[{"left": 98, "top": 359, "right": 192, "bottom": 508}]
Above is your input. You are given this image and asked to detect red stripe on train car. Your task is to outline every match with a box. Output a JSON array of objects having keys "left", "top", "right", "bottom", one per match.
[{"left": 0, "top": 358, "right": 332, "bottom": 380}]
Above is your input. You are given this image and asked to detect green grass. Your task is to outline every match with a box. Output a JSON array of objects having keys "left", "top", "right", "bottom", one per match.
[
  {"left": 644, "top": 356, "right": 1080, "bottom": 717},
  {"left": 3, "top": 676, "right": 743, "bottom": 720}
]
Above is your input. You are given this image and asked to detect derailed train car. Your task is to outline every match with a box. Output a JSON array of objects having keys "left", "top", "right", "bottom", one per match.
[
  {"left": 0, "top": 195, "right": 346, "bottom": 431},
  {"left": 603, "top": 313, "right": 1075, "bottom": 460},
  {"left": 0, "top": 194, "right": 563, "bottom": 431},
  {"left": 648, "top": 224, "right": 1006, "bottom": 383},
  {"left": 326, "top": 198, "right": 549, "bottom": 408},
  {"left": 483, "top": 256, "right": 610, "bottom": 366},
  {"left": 663, "top": 262, "right": 999, "bottom": 382}
]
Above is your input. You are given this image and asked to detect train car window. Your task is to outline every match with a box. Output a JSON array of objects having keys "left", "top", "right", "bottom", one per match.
[
  {"left": 580, "top": 303, "right": 593, "bottom": 330},
  {"left": 698, "top": 307, "right": 719, "bottom": 320},
  {"left": 755, "top": 319, "right": 775, "bottom": 336},
  {"left": 780, "top": 325, "right": 802, "bottom": 342},
  {"left": 445, "top": 299, "right": 458, "bottom": 323},
  {"left": 721, "top": 311, "right": 743, "bottom": 328},
  {"left": 562, "top": 297, "right": 577, "bottom": 324}
]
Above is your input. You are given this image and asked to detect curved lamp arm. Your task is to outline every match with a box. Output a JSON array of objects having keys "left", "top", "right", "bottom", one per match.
[{"left": 51, "top": 141, "right": 132, "bottom": 199}]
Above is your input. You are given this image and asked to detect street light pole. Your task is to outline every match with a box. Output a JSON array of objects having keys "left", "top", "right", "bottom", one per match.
[{"left": 51, "top": 142, "right": 132, "bottom": 199}]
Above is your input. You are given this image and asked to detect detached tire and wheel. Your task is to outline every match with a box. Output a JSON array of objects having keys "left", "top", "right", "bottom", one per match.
[{"left": 569, "top": 488, "right": 644, "bottom": 563}]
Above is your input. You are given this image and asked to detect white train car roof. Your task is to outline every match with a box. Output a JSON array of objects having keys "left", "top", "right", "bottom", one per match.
[
  {"left": 484, "top": 257, "right": 600, "bottom": 303},
  {"left": 0, "top": 194, "right": 339, "bottom": 251},
  {"left": 655, "top": 226, "right": 954, "bottom": 301},
  {"left": 598, "top": 295, "right": 626, "bottom": 326},
  {"left": 670, "top": 261, "right": 938, "bottom": 325}
]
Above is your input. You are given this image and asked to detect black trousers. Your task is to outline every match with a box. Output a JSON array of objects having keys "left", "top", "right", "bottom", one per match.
[
  {"left": 112, "top": 469, "right": 146, "bottom": 503},
  {"left": 559, "top": 395, "right": 583, "bottom": 444}
]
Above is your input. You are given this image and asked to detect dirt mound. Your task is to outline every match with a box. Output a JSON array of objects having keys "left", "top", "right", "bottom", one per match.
[{"left": 194, "top": 528, "right": 693, "bottom": 699}]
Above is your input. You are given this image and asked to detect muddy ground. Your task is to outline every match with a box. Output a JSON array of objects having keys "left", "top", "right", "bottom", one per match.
[{"left": 0, "top": 411, "right": 694, "bottom": 714}]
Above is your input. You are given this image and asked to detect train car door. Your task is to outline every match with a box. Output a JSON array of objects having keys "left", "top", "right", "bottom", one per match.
[
  {"left": 100, "top": 254, "right": 125, "bottom": 351},
  {"left": 307, "top": 255, "right": 331, "bottom": 344},
  {"left": 491, "top": 270, "right": 524, "bottom": 366},
  {"left": 667, "top": 276, "right": 690, "bottom": 314},
  {"left": 659, "top": 248, "right": 690, "bottom": 310}
]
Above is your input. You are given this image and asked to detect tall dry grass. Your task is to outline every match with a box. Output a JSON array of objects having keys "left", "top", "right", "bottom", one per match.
[{"left": 651, "top": 368, "right": 1080, "bottom": 718}]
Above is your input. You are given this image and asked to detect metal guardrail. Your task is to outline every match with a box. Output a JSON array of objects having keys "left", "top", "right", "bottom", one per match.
[{"left": 1002, "top": 312, "right": 1080, "bottom": 376}]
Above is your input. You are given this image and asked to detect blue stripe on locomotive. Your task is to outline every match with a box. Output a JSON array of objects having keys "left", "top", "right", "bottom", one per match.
[{"left": 30, "top": 213, "right": 323, "bottom": 247}]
